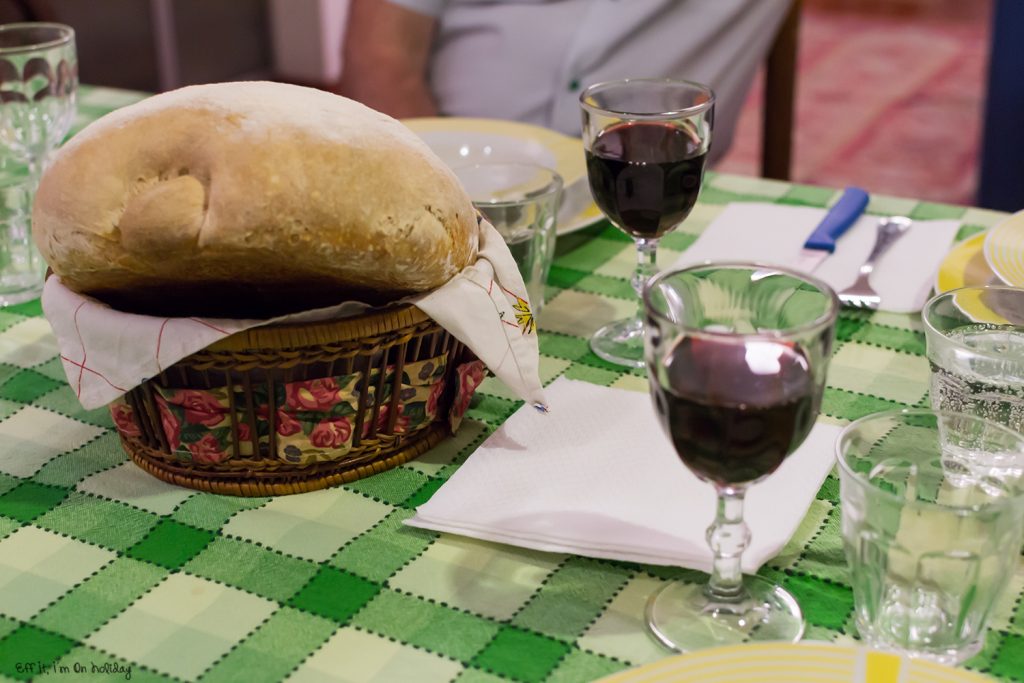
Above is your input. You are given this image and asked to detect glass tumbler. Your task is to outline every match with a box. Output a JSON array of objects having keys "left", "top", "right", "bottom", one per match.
[
  {"left": 923, "top": 285, "right": 1024, "bottom": 484},
  {"left": 453, "top": 162, "right": 562, "bottom": 314},
  {"left": 837, "top": 408, "right": 1024, "bottom": 665}
]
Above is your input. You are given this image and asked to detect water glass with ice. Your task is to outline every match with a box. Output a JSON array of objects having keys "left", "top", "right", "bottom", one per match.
[
  {"left": 453, "top": 162, "right": 562, "bottom": 314},
  {"left": 837, "top": 408, "right": 1024, "bottom": 665},
  {"left": 923, "top": 285, "right": 1024, "bottom": 484}
]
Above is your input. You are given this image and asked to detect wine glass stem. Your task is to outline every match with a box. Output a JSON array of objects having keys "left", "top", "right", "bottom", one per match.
[
  {"left": 705, "top": 488, "right": 752, "bottom": 601},
  {"left": 26, "top": 155, "right": 44, "bottom": 194},
  {"left": 632, "top": 238, "right": 660, "bottom": 309}
]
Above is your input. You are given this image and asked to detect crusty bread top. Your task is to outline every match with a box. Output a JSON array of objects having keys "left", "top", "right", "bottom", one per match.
[{"left": 33, "top": 81, "right": 479, "bottom": 317}]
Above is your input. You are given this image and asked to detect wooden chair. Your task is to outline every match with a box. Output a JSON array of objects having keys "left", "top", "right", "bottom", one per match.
[{"left": 762, "top": 0, "right": 802, "bottom": 180}]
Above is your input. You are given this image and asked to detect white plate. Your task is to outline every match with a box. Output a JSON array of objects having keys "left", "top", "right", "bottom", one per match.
[
  {"left": 402, "top": 117, "right": 603, "bottom": 235},
  {"left": 984, "top": 209, "right": 1024, "bottom": 287}
]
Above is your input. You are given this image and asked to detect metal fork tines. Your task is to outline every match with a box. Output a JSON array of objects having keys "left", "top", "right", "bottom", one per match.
[{"left": 836, "top": 216, "right": 912, "bottom": 310}]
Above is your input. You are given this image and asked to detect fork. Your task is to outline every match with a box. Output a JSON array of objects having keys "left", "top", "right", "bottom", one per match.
[{"left": 836, "top": 216, "right": 913, "bottom": 309}]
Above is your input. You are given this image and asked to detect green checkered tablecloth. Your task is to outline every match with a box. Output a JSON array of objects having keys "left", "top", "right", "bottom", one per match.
[{"left": 1, "top": 85, "right": 1021, "bottom": 682}]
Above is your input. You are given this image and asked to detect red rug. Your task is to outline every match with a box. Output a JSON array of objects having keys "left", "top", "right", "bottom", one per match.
[{"left": 717, "top": 0, "right": 992, "bottom": 206}]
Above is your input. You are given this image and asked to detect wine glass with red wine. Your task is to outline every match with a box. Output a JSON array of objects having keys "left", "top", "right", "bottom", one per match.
[
  {"left": 580, "top": 78, "right": 714, "bottom": 368},
  {"left": 642, "top": 262, "right": 839, "bottom": 651}
]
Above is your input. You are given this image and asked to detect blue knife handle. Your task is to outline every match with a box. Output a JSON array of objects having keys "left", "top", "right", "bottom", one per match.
[{"left": 803, "top": 187, "right": 870, "bottom": 253}]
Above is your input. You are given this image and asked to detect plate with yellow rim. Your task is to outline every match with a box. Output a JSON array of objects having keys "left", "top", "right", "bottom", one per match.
[
  {"left": 983, "top": 209, "right": 1024, "bottom": 286},
  {"left": 596, "top": 643, "right": 994, "bottom": 683},
  {"left": 935, "top": 231, "right": 999, "bottom": 294},
  {"left": 402, "top": 116, "right": 603, "bottom": 235},
  {"left": 935, "top": 230, "right": 1014, "bottom": 323}
]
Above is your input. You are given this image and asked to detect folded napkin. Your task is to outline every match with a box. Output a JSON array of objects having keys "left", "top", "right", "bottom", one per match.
[
  {"left": 42, "top": 219, "right": 545, "bottom": 411},
  {"left": 674, "top": 203, "right": 961, "bottom": 313},
  {"left": 407, "top": 377, "right": 842, "bottom": 573}
]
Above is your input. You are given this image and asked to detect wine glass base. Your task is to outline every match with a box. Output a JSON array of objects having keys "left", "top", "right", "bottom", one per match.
[
  {"left": 590, "top": 316, "right": 645, "bottom": 368},
  {"left": 645, "top": 575, "right": 805, "bottom": 653}
]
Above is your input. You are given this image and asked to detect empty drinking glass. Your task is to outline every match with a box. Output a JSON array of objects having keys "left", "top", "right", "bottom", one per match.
[
  {"left": 837, "top": 409, "right": 1024, "bottom": 665},
  {"left": 453, "top": 162, "right": 562, "bottom": 314}
]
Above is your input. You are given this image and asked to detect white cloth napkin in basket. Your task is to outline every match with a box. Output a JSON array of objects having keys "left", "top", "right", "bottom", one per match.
[
  {"left": 674, "top": 203, "right": 961, "bottom": 313},
  {"left": 42, "top": 219, "right": 546, "bottom": 411},
  {"left": 407, "top": 377, "right": 842, "bottom": 573}
]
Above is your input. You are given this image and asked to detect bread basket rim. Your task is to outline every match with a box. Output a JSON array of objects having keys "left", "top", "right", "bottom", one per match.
[{"left": 203, "top": 302, "right": 432, "bottom": 352}]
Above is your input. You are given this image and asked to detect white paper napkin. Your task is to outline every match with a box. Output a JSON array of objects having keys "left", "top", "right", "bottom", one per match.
[
  {"left": 42, "top": 219, "right": 546, "bottom": 411},
  {"left": 673, "top": 203, "right": 961, "bottom": 313},
  {"left": 407, "top": 377, "right": 842, "bottom": 573}
]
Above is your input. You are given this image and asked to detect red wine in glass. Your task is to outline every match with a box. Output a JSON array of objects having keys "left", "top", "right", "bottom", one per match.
[
  {"left": 651, "top": 336, "right": 816, "bottom": 486},
  {"left": 642, "top": 263, "right": 838, "bottom": 652},
  {"left": 585, "top": 121, "right": 708, "bottom": 238},
  {"left": 579, "top": 79, "right": 713, "bottom": 369}
]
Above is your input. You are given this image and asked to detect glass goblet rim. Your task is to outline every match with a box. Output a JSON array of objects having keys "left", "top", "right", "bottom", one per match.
[
  {"left": 643, "top": 260, "right": 840, "bottom": 342},
  {"left": 0, "top": 22, "right": 75, "bottom": 53},
  {"left": 452, "top": 162, "right": 563, "bottom": 209},
  {"left": 835, "top": 407, "right": 1024, "bottom": 513},
  {"left": 579, "top": 77, "right": 716, "bottom": 120}
]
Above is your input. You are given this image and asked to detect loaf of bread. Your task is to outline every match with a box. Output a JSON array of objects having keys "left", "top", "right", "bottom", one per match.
[{"left": 33, "top": 81, "right": 479, "bottom": 317}]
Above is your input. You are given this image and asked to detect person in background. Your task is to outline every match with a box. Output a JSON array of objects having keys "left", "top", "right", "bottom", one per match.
[{"left": 338, "top": 0, "right": 792, "bottom": 163}]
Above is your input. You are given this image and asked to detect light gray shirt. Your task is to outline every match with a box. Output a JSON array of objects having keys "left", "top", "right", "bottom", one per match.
[{"left": 387, "top": 0, "right": 791, "bottom": 159}]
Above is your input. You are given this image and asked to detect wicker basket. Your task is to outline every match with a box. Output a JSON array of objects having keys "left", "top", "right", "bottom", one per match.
[{"left": 109, "top": 304, "right": 478, "bottom": 496}]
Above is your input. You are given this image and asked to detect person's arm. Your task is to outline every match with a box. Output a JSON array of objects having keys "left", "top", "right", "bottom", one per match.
[{"left": 338, "top": 0, "right": 439, "bottom": 118}]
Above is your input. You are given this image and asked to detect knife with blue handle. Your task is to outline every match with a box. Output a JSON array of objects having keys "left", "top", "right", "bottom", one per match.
[{"left": 794, "top": 186, "right": 870, "bottom": 274}]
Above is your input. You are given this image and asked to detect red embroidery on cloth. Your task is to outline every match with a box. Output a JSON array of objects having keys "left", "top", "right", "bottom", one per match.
[
  {"left": 66, "top": 303, "right": 234, "bottom": 399},
  {"left": 156, "top": 318, "right": 229, "bottom": 374},
  {"left": 70, "top": 302, "right": 88, "bottom": 398},
  {"left": 154, "top": 318, "right": 172, "bottom": 373},
  {"left": 188, "top": 317, "right": 230, "bottom": 334},
  {"left": 499, "top": 283, "right": 521, "bottom": 300},
  {"left": 60, "top": 355, "right": 127, "bottom": 393}
]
